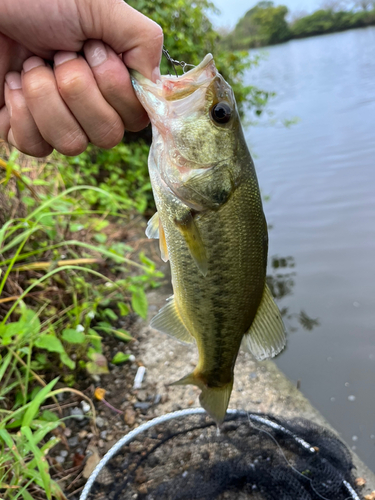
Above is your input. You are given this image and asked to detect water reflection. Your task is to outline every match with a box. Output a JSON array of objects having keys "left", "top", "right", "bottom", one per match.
[{"left": 267, "top": 255, "right": 320, "bottom": 333}]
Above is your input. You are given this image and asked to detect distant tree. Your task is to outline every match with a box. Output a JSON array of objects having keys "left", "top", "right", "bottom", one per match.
[
  {"left": 354, "top": 0, "right": 372, "bottom": 9},
  {"left": 226, "top": 1, "right": 291, "bottom": 48},
  {"left": 319, "top": 0, "right": 350, "bottom": 12}
]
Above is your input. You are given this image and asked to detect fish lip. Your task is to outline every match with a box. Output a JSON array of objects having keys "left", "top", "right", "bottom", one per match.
[{"left": 130, "top": 53, "right": 215, "bottom": 96}]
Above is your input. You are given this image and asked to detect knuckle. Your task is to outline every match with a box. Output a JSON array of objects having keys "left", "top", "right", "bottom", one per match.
[
  {"left": 94, "top": 119, "right": 124, "bottom": 149},
  {"left": 13, "top": 136, "right": 53, "bottom": 158},
  {"left": 56, "top": 131, "right": 88, "bottom": 156},
  {"left": 24, "top": 76, "right": 54, "bottom": 103},
  {"left": 150, "top": 22, "right": 163, "bottom": 43},
  {"left": 126, "top": 112, "right": 149, "bottom": 133},
  {"left": 58, "top": 71, "right": 89, "bottom": 101}
]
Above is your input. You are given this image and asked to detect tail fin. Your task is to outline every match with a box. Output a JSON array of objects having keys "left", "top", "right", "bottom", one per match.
[{"left": 171, "top": 372, "right": 233, "bottom": 424}]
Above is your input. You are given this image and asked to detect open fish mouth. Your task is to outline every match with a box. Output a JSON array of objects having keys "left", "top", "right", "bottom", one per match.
[{"left": 131, "top": 53, "right": 217, "bottom": 101}]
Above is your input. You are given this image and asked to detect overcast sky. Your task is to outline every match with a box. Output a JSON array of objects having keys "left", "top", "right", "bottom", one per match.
[{"left": 211, "top": 0, "right": 324, "bottom": 29}]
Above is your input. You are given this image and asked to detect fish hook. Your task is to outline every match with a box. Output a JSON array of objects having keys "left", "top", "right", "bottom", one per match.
[{"left": 162, "top": 46, "right": 195, "bottom": 77}]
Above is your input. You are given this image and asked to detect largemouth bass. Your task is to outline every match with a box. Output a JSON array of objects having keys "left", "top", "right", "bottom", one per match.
[{"left": 131, "top": 54, "right": 286, "bottom": 423}]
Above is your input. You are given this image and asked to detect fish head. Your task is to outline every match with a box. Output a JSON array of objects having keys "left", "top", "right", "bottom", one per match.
[{"left": 132, "top": 54, "right": 242, "bottom": 210}]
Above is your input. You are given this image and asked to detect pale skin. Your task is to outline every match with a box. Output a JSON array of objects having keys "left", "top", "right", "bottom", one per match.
[{"left": 0, "top": 0, "right": 163, "bottom": 157}]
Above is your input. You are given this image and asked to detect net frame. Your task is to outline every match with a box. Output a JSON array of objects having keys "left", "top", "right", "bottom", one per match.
[{"left": 79, "top": 408, "right": 361, "bottom": 500}]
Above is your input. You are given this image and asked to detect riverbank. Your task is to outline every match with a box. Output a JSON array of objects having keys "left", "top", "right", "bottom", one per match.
[{"left": 222, "top": 4, "right": 375, "bottom": 50}]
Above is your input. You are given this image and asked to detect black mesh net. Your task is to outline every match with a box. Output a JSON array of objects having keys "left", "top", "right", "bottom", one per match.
[{"left": 87, "top": 411, "right": 362, "bottom": 500}]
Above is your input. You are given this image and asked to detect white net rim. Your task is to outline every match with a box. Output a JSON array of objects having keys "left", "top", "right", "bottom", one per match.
[{"left": 78, "top": 408, "right": 360, "bottom": 500}]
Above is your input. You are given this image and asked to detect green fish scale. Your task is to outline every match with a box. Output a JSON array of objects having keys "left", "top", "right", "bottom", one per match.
[{"left": 158, "top": 174, "right": 266, "bottom": 388}]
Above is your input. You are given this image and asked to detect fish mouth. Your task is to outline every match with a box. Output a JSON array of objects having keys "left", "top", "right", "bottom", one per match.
[{"left": 131, "top": 53, "right": 217, "bottom": 101}]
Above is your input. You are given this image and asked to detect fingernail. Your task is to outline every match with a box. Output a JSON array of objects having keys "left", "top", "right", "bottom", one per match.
[
  {"left": 152, "top": 66, "right": 161, "bottom": 83},
  {"left": 54, "top": 51, "right": 78, "bottom": 67},
  {"left": 5, "top": 72, "right": 22, "bottom": 90},
  {"left": 23, "top": 56, "right": 45, "bottom": 73},
  {"left": 84, "top": 40, "right": 107, "bottom": 68}
]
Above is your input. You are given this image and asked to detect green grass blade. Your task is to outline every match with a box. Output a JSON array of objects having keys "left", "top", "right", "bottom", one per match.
[
  {"left": 0, "top": 352, "right": 12, "bottom": 383},
  {"left": 21, "top": 426, "right": 51, "bottom": 500},
  {"left": 22, "top": 378, "right": 59, "bottom": 427}
]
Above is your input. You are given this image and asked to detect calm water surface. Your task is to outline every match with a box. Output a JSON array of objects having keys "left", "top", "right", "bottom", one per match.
[{"left": 245, "top": 28, "right": 375, "bottom": 470}]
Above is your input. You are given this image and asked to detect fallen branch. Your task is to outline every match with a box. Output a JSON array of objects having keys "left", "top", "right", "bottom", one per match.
[{"left": 11, "top": 258, "right": 102, "bottom": 272}]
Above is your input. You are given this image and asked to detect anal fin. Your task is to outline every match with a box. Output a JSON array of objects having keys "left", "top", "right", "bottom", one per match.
[
  {"left": 150, "top": 297, "right": 193, "bottom": 344},
  {"left": 241, "top": 284, "right": 286, "bottom": 360}
]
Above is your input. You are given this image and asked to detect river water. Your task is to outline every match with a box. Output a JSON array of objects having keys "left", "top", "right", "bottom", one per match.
[{"left": 245, "top": 27, "right": 375, "bottom": 470}]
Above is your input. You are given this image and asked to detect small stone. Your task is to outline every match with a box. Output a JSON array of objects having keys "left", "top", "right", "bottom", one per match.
[
  {"left": 137, "top": 390, "right": 147, "bottom": 402},
  {"left": 348, "top": 395, "right": 356, "bottom": 401},
  {"left": 138, "top": 484, "right": 148, "bottom": 495},
  {"left": 98, "top": 439, "right": 105, "bottom": 448},
  {"left": 135, "top": 467, "right": 146, "bottom": 484},
  {"left": 96, "top": 416, "right": 105, "bottom": 428},
  {"left": 64, "top": 428, "right": 72, "bottom": 437},
  {"left": 60, "top": 450, "right": 69, "bottom": 457},
  {"left": 154, "top": 394, "right": 162, "bottom": 405},
  {"left": 106, "top": 434, "right": 114, "bottom": 441},
  {"left": 355, "top": 477, "right": 366, "bottom": 487},
  {"left": 68, "top": 436, "right": 79, "bottom": 447},
  {"left": 70, "top": 407, "right": 84, "bottom": 421},
  {"left": 124, "top": 408, "right": 136, "bottom": 426},
  {"left": 55, "top": 456, "right": 65, "bottom": 464},
  {"left": 81, "top": 401, "right": 91, "bottom": 413},
  {"left": 134, "top": 402, "right": 151, "bottom": 412},
  {"left": 78, "top": 430, "right": 88, "bottom": 440},
  {"left": 100, "top": 430, "right": 108, "bottom": 439}
]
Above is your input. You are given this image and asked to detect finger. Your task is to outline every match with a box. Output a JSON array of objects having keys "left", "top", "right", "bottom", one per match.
[
  {"left": 4, "top": 73, "right": 52, "bottom": 157},
  {"left": 88, "top": 0, "right": 163, "bottom": 81},
  {"left": 54, "top": 51, "right": 125, "bottom": 148},
  {"left": 0, "top": 105, "right": 11, "bottom": 141},
  {"left": 83, "top": 40, "right": 149, "bottom": 132},
  {"left": 22, "top": 56, "right": 88, "bottom": 156}
]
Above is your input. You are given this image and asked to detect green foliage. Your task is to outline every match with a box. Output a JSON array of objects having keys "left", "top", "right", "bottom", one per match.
[
  {"left": 55, "top": 141, "right": 152, "bottom": 213},
  {"left": 223, "top": 1, "right": 291, "bottom": 50},
  {"left": 291, "top": 8, "right": 375, "bottom": 37},
  {"left": 0, "top": 152, "right": 163, "bottom": 498},
  {"left": 224, "top": 1, "right": 375, "bottom": 49}
]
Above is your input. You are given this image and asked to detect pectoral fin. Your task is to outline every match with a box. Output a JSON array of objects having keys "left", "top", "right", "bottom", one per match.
[
  {"left": 146, "top": 212, "right": 169, "bottom": 262},
  {"left": 241, "top": 284, "right": 286, "bottom": 360},
  {"left": 150, "top": 296, "right": 193, "bottom": 344},
  {"left": 146, "top": 212, "right": 159, "bottom": 239},
  {"left": 159, "top": 221, "right": 169, "bottom": 262},
  {"left": 175, "top": 212, "right": 208, "bottom": 277}
]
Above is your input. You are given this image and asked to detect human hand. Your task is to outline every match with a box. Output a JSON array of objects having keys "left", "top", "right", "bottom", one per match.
[{"left": 0, "top": 0, "right": 163, "bottom": 157}]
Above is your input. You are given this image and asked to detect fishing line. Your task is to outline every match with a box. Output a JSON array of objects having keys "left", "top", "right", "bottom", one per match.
[
  {"left": 162, "top": 46, "right": 195, "bottom": 77},
  {"left": 246, "top": 412, "right": 360, "bottom": 500}
]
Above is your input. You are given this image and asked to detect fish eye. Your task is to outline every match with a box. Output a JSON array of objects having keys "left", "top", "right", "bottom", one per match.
[{"left": 210, "top": 102, "right": 232, "bottom": 124}]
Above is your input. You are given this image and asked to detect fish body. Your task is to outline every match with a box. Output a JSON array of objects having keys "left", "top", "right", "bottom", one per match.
[{"left": 132, "top": 55, "right": 286, "bottom": 423}]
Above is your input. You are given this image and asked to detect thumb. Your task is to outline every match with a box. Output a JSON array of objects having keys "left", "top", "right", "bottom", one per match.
[{"left": 86, "top": 0, "right": 163, "bottom": 81}]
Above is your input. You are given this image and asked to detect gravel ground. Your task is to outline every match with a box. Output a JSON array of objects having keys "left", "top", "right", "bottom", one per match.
[{"left": 58, "top": 260, "right": 375, "bottom": 499}]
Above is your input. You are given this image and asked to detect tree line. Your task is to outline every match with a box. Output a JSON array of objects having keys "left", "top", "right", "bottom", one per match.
[{"left": 222, "top": 0, "right": 375, "bottom": 49}]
